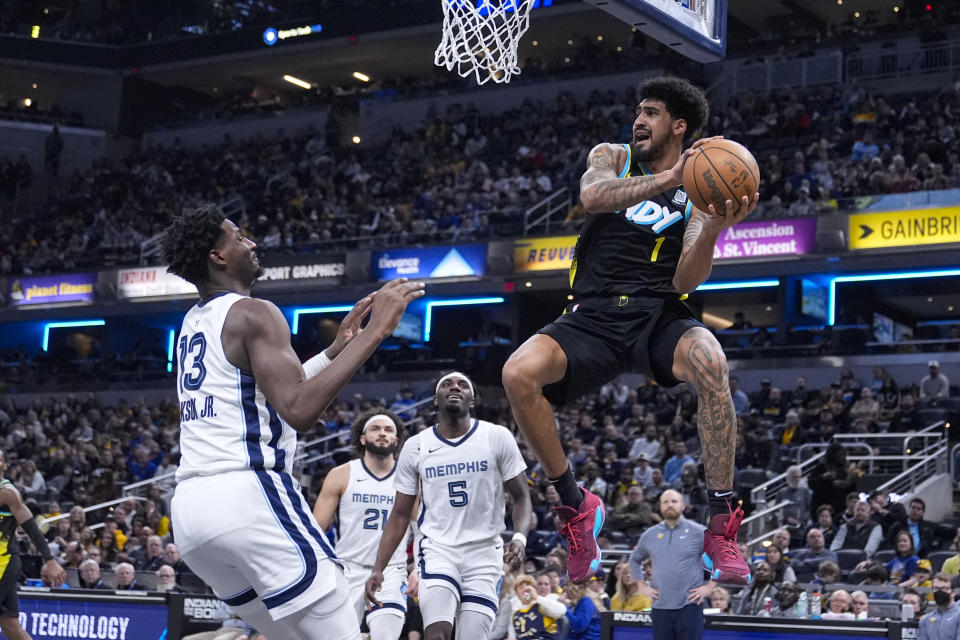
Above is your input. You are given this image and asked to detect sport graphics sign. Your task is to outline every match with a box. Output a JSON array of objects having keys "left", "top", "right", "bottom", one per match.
[
  {"left": 8, "top": 273, "right": 96, "bottom": 306},
  {"left": 371, "top": 245, "right": 486, "bottom": 280},
  {"left": 713, "top": 218, "right": 816, "bottom": 260},
  {"left": 253, "top": 254, "right": 345, "bottom": 292},
  {"left": 116, "top": 266, "right": 197, "bottom": 299}
]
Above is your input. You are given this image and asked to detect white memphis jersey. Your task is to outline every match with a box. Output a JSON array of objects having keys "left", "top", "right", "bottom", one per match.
[
  {"left": 394, "top": 419, "right": 527, "bottom": 545},
  {"left": 175, "top": 292, "right": 297, "bottom": 481},
  {"left": 336, "top": 458, "right": 407, "bottom": 568}
]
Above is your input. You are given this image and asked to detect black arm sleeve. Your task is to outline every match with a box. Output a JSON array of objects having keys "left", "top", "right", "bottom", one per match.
[{"left": 21, "top": 519, "right": 54, "bottom": 562}]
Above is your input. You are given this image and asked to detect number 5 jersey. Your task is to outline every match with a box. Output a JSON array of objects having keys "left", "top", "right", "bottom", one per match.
[{"left": 393, "top": 420, "right": 527, "bottom": 546}]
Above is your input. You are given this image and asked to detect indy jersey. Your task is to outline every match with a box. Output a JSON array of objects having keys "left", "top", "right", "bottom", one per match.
[
  {"left": 571, "top": 143, "right": 693, "bottom": 299},
  {"left": 513, "top": 602, "right": 560, "bottom": 640},
  {"left": 175, "top": 292, "right": 297, "bottom": 481},
  {"left": 0, "top": 480, "right": 18, "bottom": 577},
  {"left": 394, "top": 420, "right": 527, "bottom": 545},
  {"left": 335, "top": 458, "right": 407, "bottom": 568}
]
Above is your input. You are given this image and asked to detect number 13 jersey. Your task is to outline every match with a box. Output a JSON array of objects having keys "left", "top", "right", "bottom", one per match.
[
  {"left": 394, "top": 420, "right": 527, "bottom": 545},
  {"left": 175, "top": 292, "right": 297, "bottom": 482}
]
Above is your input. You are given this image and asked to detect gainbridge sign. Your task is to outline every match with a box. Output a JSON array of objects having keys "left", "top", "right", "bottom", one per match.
[{"left": 849, "top": 207, "right": 960, "bottom": 250}]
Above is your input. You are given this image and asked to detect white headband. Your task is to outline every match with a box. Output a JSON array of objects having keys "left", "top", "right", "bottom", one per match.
[
  {"left": 435, "top": 372, "right": 475, "bottom": 397},
  {"left": 362, "top": 414, "right": 394, "bottom": 434}
]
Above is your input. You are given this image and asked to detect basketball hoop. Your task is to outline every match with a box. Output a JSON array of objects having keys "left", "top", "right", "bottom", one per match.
[{"left": 435, "top": 0, "right": 534, "bottom": 85}]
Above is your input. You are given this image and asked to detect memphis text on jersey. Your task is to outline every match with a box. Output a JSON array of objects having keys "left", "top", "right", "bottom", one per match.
[
  {"left": 424, "top": 460, "right": 489, "bottom": 479},
  {"left": 180, "top": 394, "right": 217, "bottom": 423}
]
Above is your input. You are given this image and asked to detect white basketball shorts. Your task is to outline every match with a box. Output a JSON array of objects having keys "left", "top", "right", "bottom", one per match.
[
  {"left": 172, "top": 469, "right": 341, "bottom": 621},
  {"left": 416, "top": 536, "right": 503, "bottom": 625},
  {"left": 342, "top": 562, "right": 407, "bottom": 622}
]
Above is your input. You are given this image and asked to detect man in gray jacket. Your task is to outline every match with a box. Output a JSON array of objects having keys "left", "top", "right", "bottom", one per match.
[{"left": 630, "top": 490, "right": 726, "bottom": 640}]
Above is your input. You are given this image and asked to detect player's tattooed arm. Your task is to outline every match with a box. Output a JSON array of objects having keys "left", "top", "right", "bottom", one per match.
[
  {"left": 579, "top": 143, "right": 671, "bottom": 213},
  {"left": 672, "top": 209, "right": 720, "bottom": 295}
]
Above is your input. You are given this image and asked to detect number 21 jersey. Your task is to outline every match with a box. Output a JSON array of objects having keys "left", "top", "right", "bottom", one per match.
[
  {"left": 336, "top": 458, "right": 407, "bottom": 568},
  {"left": 393, "top": 420, "right": 527, "bottom": 545}
]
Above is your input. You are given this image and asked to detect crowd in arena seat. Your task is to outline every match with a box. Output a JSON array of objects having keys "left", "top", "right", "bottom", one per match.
[
  {"left": 4, "top": 77, "right": 960, "bottom": 281},
  {"left": 1, "top": 360, "right": 956, "bottom": 633}
]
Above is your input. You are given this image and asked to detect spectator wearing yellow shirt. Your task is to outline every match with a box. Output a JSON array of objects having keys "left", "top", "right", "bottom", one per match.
[
  {"left": 611, "top": 563, "right": 652, "bottom": 611},
  {"left": 902, "top": 559, "right": 935, "bottom": 601}
]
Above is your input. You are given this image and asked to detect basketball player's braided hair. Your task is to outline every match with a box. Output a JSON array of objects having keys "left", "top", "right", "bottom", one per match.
[
  {"left": 637, "top": 76, "right": 709, "bottom": 139},
  {"left": 351, "top": 407, "right": 405, "bottom": 458},
  {"left": 162, "top": 203, "right": 226, "bottom": 286}
]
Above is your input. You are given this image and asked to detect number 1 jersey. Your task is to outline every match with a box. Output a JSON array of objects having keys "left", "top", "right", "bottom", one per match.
[
  {"left": 394, "top": 420, "right": 527, "bottom": 545},
  {"left": 175, "top": 292, "right": 297, "bottom": 482}
]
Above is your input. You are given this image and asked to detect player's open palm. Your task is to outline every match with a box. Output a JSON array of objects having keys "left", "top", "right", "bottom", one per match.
[
  {"left": 327, "top": 293, "right": 375, "bottom": 357},
  {"left": 368, "top": 278, "right": 426, "bottom": 338}
]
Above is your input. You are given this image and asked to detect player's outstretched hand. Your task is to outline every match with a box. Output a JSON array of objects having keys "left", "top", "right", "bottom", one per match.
[
  {"left": 503, "top": 539, "right": 525, "bottom": 572},
  {"left": 705, "top": 192, "right": 759, "bottom": 229},
  {"left": 326, "top": 292, "right": 375, "bottom": 359},
  {"left": 368, "top": 278, "right": 426, "bottom": 339},
  {"left": 665, "top": 135, "right": 724, "bottom": 187},
  {"left": 365, "top": 570, "right": 385, "bottom": 607},
  {"left": 42, "top": 559, "right": 66, "bottom": 588}
]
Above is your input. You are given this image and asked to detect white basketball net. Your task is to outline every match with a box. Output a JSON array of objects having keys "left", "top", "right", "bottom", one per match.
[{"left": 435, "top": 0, "right": 534, "bottom": 85}]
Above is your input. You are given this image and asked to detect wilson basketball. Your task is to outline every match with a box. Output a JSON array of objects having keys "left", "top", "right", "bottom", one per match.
[{"left": 682, "top": 140, "right": 760, "bottom": 216}]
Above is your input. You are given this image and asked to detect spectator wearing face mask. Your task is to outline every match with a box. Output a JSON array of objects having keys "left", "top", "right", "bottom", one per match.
[{"left": 918, "top": 574, "right": 960, "bottom": 640}]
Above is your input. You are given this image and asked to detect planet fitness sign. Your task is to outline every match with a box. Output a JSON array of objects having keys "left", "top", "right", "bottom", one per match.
[
  {"left": 8, "top": 273, "right": 96, "bottom": 306},
  {"left": 713, "top": 218, "right": 816, "bottom": 260}
]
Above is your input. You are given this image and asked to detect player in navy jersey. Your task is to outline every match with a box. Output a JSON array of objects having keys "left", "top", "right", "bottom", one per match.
[
  {"left": 366, "top": 371, "right": 533, "bottom": 640},
  {"left": 162, "top": 203, "right": 424, "bottom": 640},
  {"left": 313, "top": 408, "right": 410, "bottom": 640},
  {"left": 502, "top": 76, "right": 759, "bottom": 586}
]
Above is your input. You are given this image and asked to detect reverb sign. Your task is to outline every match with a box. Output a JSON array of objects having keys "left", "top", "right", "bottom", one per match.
[
  {"left": 849, "top": 207, "right": 960, "bottom": 249},
  {"left": 371, "top": 245, "right": 486, "bottom": 280},
  {"left": 513, "top": 236, "right": 577, "bottom": 272}
]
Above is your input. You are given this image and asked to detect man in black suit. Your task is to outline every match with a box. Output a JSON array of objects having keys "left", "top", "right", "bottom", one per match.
[{"left": 887, "top": 498, "right": 937, "bottom": 557}]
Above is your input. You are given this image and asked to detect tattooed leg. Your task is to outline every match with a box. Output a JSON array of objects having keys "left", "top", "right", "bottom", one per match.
[{"left": 672, "top": 326, "right": 736, "bottom": 490}]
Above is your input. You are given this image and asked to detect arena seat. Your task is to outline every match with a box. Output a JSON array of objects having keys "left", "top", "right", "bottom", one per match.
[
  {"left": 926, "top": 550, "right": 956, "bottom": 573},
  {"left": 870, "top": 549, "right": 895, "bottom": 565},
  {"left": 834, "top": 549, "right": 866, "bottom": 576}
]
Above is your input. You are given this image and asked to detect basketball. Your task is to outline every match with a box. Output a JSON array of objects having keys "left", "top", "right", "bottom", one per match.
[{"left": 682, "top": 139, "right": 760, "bottom": 216}]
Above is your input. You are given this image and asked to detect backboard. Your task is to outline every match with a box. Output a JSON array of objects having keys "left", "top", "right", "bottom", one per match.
[{"left": 581, "top": 0, "right": 727, "bottom": 62}]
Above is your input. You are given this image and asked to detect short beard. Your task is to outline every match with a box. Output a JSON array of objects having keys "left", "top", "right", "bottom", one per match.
[
  {"left": 364, "top": 442, "right": 397, "bottom": 457},
  {"left": 633, "top": 131, "right": 670, "bottom": 163},
  {"left": 440, "top": 402, "right": 470, "bottom": 420}
]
